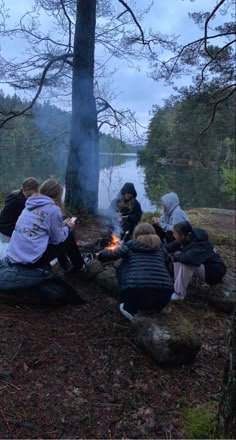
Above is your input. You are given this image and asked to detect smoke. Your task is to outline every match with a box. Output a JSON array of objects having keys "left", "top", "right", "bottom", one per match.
[{"left": 103, "top": 199, "right": 122, "bottom": 239}]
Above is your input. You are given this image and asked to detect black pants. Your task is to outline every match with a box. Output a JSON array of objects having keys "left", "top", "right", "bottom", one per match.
[
  {"left": 33, "top": 232, "right": 84, "bottom": 269},
  {"left": 153, "top": 224, "right": 174, "bottom": 244},
  {"left": 121, "top": 287, "right": 173, "bottom": 315}
]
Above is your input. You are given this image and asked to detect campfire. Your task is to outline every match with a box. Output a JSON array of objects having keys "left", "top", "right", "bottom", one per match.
[
  {"left": 76, "top": 230, "right": 129, "bottom": 254},
  {"left": 105, "top": 233, "right": 120, "bottom": 251}
]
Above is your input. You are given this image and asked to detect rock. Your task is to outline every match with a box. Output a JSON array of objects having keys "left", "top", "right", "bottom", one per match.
[
  {"left": 208, "top": 272, "right": 236, "bottom": 313},
  {"left": 95, "top": 268, "right": 120, "bottom": 297},
  {"left": 132, "top": 309, "right": 201, "bottom": 366},
  {"left": 80, "top": 259, "right": 104, "bottom": 281}
]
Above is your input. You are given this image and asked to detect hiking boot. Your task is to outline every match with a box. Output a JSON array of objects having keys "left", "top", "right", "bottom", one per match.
[{"left": 80, "top": 253, "right": 93, "bottom": 272}]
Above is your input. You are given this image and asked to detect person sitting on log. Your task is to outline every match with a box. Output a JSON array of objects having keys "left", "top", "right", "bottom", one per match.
[
  {"left": 6, "top": 179, "right": 93, "bottom": 272},
  {"left": 97, "top": 222, "right": 173, "bottom": 320},
  {"left": 0, "top": 177, "right": 40, "bottom": 242},
  {"left": 107, "top": 182, "right": 142, "bottom": 241},
  {"left": 152, "top": 192, "right": 189, "bottom": 243},
  {"left": 166, "top": 221, "right": 227, "bottom": 301}
]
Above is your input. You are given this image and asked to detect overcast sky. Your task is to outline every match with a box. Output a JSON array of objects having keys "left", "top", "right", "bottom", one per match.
[{"left": 1, "top": 0, "right": 218, "bottom": 135}]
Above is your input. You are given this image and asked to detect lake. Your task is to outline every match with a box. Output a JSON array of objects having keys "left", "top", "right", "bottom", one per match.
[
  {"left": 98, "top": 153, "right": 231, "bottom": 211},
  {"left": 98, "top": 153, "right": 156, "bottom": 211}
]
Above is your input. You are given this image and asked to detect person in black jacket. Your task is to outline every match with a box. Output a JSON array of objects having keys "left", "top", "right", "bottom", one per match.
[
  {"left": 97, "top": 222, "right": 173, "bottom": 320},
  {"left": 166, "top": 221, "right": 227, "bottom": 301},
  {"left": 107, "top": 182, "right": 142, "bottom": 241},
  {"left": 0, "top": 177, "right": 39, "bottom": 239}
]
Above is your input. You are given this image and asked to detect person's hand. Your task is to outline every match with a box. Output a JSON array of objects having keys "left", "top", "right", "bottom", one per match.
[
  {"left": 152, "top": 216, "right": 159, "bottom": 225},
  {"left": 63, "top": 218, "right": 76, "bottom": 230}
]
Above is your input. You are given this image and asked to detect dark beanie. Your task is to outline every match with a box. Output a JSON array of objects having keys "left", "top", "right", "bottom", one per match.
[{"left": 120, "top": 182, "right": 137, "bottom": 198}]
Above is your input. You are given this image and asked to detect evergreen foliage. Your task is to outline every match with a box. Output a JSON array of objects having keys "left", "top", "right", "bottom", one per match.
[
  {"left": 0, "top": 91, "right": 129, "bottom": 192},
  {"left": 140, "top": 85, "right": 235, "bottom": 166}
]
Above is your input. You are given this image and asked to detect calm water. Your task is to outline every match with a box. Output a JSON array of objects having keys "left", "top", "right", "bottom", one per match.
[
  {"left": 98, "top": 153, "right": 230, "bottom": 211},
  {"left": 98, "top": 153, "right": 156, "bottom": 211}
]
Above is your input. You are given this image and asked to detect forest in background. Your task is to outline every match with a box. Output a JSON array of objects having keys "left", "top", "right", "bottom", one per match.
[
  {"left": 0, "top": 86, "right": 235, "bottom": 205},
  {"left": 139, "top": 84, "right": 235, "bottom": 205},
  {"left": 0, "top": 91, "right": 130, "bottom": 191}
]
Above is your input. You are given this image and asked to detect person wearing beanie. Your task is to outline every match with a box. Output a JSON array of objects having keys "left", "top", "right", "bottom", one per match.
[
  {"left": 0, "top": 177, "right": 40, "bottom": 239},
  {"left": 107, "top": 182, "right": 142, "bottom": 240}
]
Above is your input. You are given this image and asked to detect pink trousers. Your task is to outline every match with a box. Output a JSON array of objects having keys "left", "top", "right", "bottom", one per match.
[{"left": 174, "top": 262, "right": 205, "bottom": 298}]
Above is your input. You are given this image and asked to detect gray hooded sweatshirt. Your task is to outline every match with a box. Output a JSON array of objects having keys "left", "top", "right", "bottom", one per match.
[{"left": 159, "top": 192, "right": 189, "bottom": 231}]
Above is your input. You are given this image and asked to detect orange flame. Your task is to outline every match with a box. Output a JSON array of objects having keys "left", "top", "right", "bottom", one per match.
[{"left": 105, "top": 233, "right": 120, "bottom": 251}]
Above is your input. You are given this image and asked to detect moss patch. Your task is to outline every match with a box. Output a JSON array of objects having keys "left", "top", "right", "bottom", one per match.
[{"left": 182, "top": 402, "right": 218, "bottom": 439}]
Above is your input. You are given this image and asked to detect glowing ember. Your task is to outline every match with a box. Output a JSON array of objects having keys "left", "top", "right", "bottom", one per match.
[{"left": 105, "top": 233, "right": 120, "bottom": 251}]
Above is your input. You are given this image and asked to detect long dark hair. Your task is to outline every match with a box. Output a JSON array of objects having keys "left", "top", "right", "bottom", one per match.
[{"left": 173, "top": 221, "right": 193, "bottom": 237}]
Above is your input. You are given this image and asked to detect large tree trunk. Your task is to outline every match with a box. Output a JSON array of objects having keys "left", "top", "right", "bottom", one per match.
[{"left": 65, "top": 0, "right": 99, "bottom": 214}]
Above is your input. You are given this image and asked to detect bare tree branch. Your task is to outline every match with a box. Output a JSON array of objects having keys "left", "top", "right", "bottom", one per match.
[
  {"left": 59, "top": 0, "right": 73, "bottom": 51},
  {"left": 118, "top": 0, "right": 145, "bottom": 44},
  {"left": 0, "top": 53, "right": 73, "bottom": 127},
  {"left": 199, "top": 85, "right": 236, "bottom": 137},
  {"left": 204, "top": 0, "right": 227, "bottom": 58}
]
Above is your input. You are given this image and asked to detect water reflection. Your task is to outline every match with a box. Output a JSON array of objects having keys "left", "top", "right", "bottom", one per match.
[
  {"left": 98, "top": 154, "right": 156, "bottom": 212},
  {"left": 143, "top": 162, "right": 228, "bottom": 209},
  {"left": 98, "top": 153, "right": 230, "bottom": 211}
]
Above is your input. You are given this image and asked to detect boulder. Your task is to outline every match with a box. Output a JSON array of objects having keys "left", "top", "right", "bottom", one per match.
[
  {"left": 95, "top": 268, "right": 120, "bottom": 297},
  {"left": 80, "top": 259, "right": 104, "bottom": 281},
  {"left": 132, "top": 309, "right": 201, "bottom": 366},
  {"left": 208, "top": 272, "right": 236, "bottom": 313}
]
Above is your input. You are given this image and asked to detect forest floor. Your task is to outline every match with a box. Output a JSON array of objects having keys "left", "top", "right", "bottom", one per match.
[{"left": 0, "top": 209, "right": 235, "bottom": 439}]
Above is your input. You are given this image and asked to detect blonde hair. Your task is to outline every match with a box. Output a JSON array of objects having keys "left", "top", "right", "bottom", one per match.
[
  {"left": 133, "top": 222, "right": 160, "bottom": 249},
  {"left": 39, "top": 179, "right": 63, "bottom": 208}
]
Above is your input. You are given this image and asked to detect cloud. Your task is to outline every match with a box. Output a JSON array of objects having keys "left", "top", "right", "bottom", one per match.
[{"left": 1, "top": 0, "right": 219, "bottom": 132}]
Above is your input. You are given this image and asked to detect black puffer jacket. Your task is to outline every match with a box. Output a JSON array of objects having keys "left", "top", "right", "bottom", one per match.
[
  {"left": 98, "top": 240, "right": 174, "bottom": 291},
  {"left": 0, "top": 190, "right": 26, "bottom": 237},
  {"left": 166, "top": 228, "right": 227, "bottom": 284}
]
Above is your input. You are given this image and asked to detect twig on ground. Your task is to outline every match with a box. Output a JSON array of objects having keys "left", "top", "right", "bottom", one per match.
[
  {"left": 0, "top": 410, "right": 10, "bottom": 431},
  {"left": 11, "top": 338, "right": 24, "bottom": 362}
]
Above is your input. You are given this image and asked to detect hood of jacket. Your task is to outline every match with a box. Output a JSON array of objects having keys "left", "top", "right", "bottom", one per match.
[
  {"left": 25, "top": 195, "right": 56, "bottom": 211},
  {"left": 126, "top": 239, "right": 159, "bottom": 253},
  {"left": 5, "top": 190, "right": 25, "bottom": 204},
  {"left": 192, "top": 227, "right": 209, "bottom": 242},
  {"left": 161, "top": 192, "right": 179, "bottom": 215},
  {"left": 120, "top": 182, "right": 137, "bottom": 198}
]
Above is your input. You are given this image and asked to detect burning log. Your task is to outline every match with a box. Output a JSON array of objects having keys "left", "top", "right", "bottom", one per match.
[
  {"left": 75, "top": 228, "right": 129, "bottom": 255},
  {"left": 104, "top": 233, "right": 120, "bottom": 251}
]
